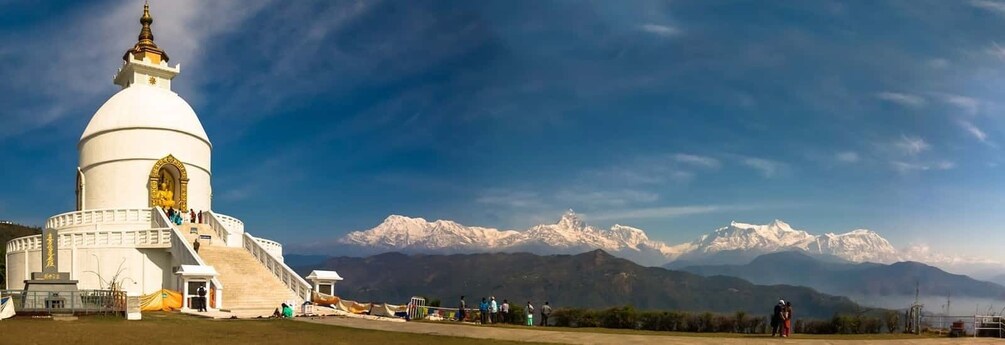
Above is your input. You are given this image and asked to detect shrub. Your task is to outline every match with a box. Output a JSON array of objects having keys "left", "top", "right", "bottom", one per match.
[{"left": 599, "top": 306, "right": 638, "bottom": 329}]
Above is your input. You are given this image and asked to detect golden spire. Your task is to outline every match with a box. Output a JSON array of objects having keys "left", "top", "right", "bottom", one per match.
[{"left": 123, "top": 1, "right": 169, "bottom": 63}]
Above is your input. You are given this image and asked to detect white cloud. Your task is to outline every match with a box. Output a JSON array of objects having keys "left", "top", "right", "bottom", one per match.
[
  {"left": 0, "top": 0, "right": 274, "bottom": 139},
  {"left": 942, "top": 94, "right": 980, "bottom": 115},
  {"left": 959, "top": 120, "right": 993, "bottom": 146},
  {"left": 673, "top": 154, "right": 721, "bottom": 169},
  {"left": 555, "top": 189, "right": 659, "bottom": 208},
  {"left": 875, "top": 92, "right": 926, "bottom": 108},
  {"left": 476, "top": 190, "right": 546, "bottom": 209},
  {"left": 741, "top": 157, "right": 786, "bottom": 178},
  {"left": 639, "top": 23, "right": 680, "bottom": 37},
  {"left": 835, "top": 151, "right": 860, "bottom": 163},
  {"left": 890, "top": 160, "right": 955, "bottom": 174},
  {"left": 971, "top": 0, "right": 1005, "bottom": 15},
  {"left": 892, "top": 135, "right": 930, "bottom": 156},
  {"left": 585, "top": 205, "right": 722, "bottom": 222},
  {"left": 927, "top": 58, "right": 950, "bottom": 69}
]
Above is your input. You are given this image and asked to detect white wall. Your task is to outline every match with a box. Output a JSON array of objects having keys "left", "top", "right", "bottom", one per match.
[
  {"left": 7, "top": 247, "right": 173, "bottom": 296},
  {"left": 79, "top": 128, "right": 212, "bottom": 212}
]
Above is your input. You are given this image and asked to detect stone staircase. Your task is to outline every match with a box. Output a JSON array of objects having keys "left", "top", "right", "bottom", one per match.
[
  {"left": 198, "top": 245, "right": 300, "bottom": 315},
  {"left": 179, "top": 223, "right": 224, "bottom": 247}
]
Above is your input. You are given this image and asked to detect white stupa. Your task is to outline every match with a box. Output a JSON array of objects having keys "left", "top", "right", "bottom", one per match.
[{"left": 6, "top": 3, "right": 311, "bottom": 315}]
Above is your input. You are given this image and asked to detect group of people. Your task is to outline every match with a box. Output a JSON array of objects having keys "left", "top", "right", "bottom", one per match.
[
  {"left": 164, "top": 207, "right": 208, "bottom": 225},
  {"left": 458, "top": 296, "right": 553, "bottom": 326},
  {"left": 770, "top": 299, "right": 794, "bottom": 337}
]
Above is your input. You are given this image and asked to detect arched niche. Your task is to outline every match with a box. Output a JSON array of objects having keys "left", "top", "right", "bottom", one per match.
[{"left": 149, "top": 154, "right": 189, "bottom": 211}]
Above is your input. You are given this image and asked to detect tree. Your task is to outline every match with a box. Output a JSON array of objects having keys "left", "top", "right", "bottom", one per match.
[{"left": 883, "top": 311, "right": 900, "bottom": 333}]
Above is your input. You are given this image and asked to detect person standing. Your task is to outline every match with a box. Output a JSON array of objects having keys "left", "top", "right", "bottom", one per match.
[
  {"left": 489, "top": 296, "right": 498, "bottom": 324},
  {"left": 501, "top": 299, "right": 510, "bottom": 324},
  {"left": 198, "top": 210, "right": 203, "bottom": 224},
  {"left": 526, "top": 301, "right": 534, "bottom": 326},
  {"left": 783, "top": 301, "right": 793, "bottom": 337},
  {"left": 196, "top": 285, "right": 208, "bottom": 312},
  {"left": 193, "top": 238, "right": 201, "bottom": 253},
  {"left": 540, "top": 301, "right": 552, "bottom": 326},
  {"left": 458, "top": 296, "right": 467, "bottom": 322},
  {"left": 479, "top": 298, "right": 489, "bottom": 324},
  {"left": 771, "top": 300, "right": 784, "bottom": 337}
]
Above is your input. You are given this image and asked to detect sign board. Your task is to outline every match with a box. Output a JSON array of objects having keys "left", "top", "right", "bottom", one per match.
[
  {"left": 199, "top": 235, "right": 212, "bottom": 240},
  {"left": 30, "top": 227, "right": 70, "bottom": 281},
  {"left": 127, "top": 295, "right": 142, "bottom": 320}
]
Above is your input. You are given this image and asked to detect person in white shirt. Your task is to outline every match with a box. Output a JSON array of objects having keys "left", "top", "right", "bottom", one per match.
[{"left": 489, "top": 296, "right": 498, "bottom": 324}]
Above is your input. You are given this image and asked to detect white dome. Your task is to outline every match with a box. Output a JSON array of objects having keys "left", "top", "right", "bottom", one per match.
[{"left": 81, "top": 84, "right": 210, "bottom": 145}]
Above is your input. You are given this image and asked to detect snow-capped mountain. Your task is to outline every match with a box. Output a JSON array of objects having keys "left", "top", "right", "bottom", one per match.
[
  {"left": 339, "top": 210, "right": 678, "bottom": 264},
  {"left": 337, "top": 211, "right": 908, "bottom": 266},
  {"left": 667, "top": 220, "right": 900, "bottom": 266}
]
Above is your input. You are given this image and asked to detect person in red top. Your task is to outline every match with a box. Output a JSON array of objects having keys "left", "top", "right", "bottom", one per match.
[{"left": 782, "top": 301, "right": 793, "bottom": 337}]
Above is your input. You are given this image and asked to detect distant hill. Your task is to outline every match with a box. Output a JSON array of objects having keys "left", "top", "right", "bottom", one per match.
[
  {"left": 678, "top": 251, "right": 1005, "bottom": 308},
  {"left": 0, "top": 222, "right": 42, "bottom": 288},
  {"left": 295, "top": 249, "right": 863, "bottom": 318}
]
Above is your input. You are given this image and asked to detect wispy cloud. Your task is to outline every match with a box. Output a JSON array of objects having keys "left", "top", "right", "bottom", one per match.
[
  {"left": 585, "top": 205, "right": 723, "bottom": 222},
  {"left": 741, "top": 157, "right": 787, "bottom": 178},
  {"left": 890, "top": 161, "right": 955, "bottom": 174},
  {"left": 942, "top": 94, "right": 980, "bottom": 115},
  {"left": 835, "top": 151, "right": 860, "bottom": 163},
  {"left": 639, "top": 23, "right": 680, "bottom": 37},
  {"left": 555, "top": 189, "right": 659, "bottom": 208},
  {"left": 971, "top": 0, "right": 1005, "bottom": 15},
  {"left": 892, "top": 135, "right": 931, "bottom": 156},
  {"left": 875, "top": 92, "right": 926, "bottom": 108},
  {"left": 0, "top": 1, "right": 273, "bottom": 140},
  {"left": 476, "top": 189, "right": 546, "bottom": 209},
  {"left": 673, "top": 154, "right": 721, "bottom": 169},
  {"left": 959, "top": 120, "right": 989, "bottom": 143}
]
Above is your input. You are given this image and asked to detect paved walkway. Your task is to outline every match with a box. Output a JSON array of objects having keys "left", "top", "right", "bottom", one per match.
[{"left": 297, "top": 317, "right": 1005, "bottom": 345}]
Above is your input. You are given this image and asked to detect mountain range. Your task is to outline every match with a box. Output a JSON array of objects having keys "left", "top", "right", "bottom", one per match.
[
  {"left": 336, "top": 210, "right": 953, "bottom": 268},
  {"left": 679, "top": 251, "right": 1005, "bottom": 309},
  {"left": 295, "top": 250, "right": 863, "bottom": 318}
]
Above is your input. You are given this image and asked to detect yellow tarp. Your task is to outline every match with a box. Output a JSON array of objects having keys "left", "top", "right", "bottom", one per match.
[
  {"left": 140, "top": 289, "right": 183, "bottom": 311},
  {"left": 312, "top": 292, "right": 340, "bottom": 306},
  {"left": 371, "top": 303, "right": 406, "bottom": 317}
]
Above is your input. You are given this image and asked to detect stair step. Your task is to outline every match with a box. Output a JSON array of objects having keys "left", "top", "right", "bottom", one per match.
[{"left": 197, "top": 246, "right": 300, "bottom": 310}]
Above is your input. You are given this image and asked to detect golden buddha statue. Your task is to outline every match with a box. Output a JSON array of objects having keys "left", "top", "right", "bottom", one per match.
[{"left": 154, "top": 170, "right": 176, "bottom": 208}]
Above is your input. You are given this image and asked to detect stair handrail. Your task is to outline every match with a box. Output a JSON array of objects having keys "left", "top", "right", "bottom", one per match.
[
  {"left": 242, "top": 232, "right": 311, "bottom": 302},
  {"left": 153, "top": 208, "right": 225, "bottom": 307},
  {"left": 204, "top": 212, "right": 234, "bottom": 246}
]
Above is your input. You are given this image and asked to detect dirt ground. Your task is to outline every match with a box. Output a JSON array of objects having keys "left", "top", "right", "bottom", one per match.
[{"left": 298, "top": 316, "right": 1005, "bottom": 345}]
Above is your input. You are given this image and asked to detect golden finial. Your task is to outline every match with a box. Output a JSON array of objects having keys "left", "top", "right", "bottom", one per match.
[{"left": 123, "top": 1, "right": 169, "bottom": 63}]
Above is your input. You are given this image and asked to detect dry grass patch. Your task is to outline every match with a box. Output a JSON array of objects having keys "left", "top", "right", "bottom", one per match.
[{"left": 7, "top": 313, "right": 547, "bottom": 345}]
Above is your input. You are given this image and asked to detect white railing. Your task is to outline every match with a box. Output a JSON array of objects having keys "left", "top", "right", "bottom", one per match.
[
  {"left": 213, "top": 213, "right": 244, "bottom": 234},
  {"left": 6, "top": 228, "right": 173, "bottom": 253},
  {"left": 6, "top": 235, "right": 41, "bottom": 253},
  {"left": 243, "top": 233, "right": 310, "bottom": 302},
  {"left": 153, "top": 208, "right": 225, "bottom": 309},
  {"left": 204, "top": 212, "right": 233, "bottom": 246},
  {"left": 253, "top": 237, "right": 283, "bottom": 261},
  {"left": 47, "top": 208, "right": 153, "bottom": 230}
]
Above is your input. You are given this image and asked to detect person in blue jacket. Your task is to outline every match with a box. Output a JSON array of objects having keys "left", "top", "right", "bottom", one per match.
[{"left": 479, "top": 297, "right": 489, "bottom": 324}]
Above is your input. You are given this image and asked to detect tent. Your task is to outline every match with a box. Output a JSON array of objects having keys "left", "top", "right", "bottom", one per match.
[
  {"left": 0, "top": 296, "right": 15, "bottom": 320},
  {"left": 140, "top": 289, "right": 183, "bottom": 311}
]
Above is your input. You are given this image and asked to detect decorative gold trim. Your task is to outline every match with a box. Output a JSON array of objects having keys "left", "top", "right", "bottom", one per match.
[{"left": 149, "top": 154, "right": 189, "bottom": 211}]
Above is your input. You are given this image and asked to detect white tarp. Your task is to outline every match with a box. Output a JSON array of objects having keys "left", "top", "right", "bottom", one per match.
[{"left": 0, "top": 296, "right": 15, "bottom": 320}]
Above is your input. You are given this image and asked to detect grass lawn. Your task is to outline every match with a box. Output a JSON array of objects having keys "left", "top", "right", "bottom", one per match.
[
  {"left": 417, "top": 320, "right": 941, "bottom": 340},
  {"left": 5, "top": 312, "right": 549, "bottom": 345}
]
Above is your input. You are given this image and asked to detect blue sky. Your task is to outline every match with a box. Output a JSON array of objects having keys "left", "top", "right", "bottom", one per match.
[{"left": 2, "top": 0, "right": 1005, "bottom": 260}]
